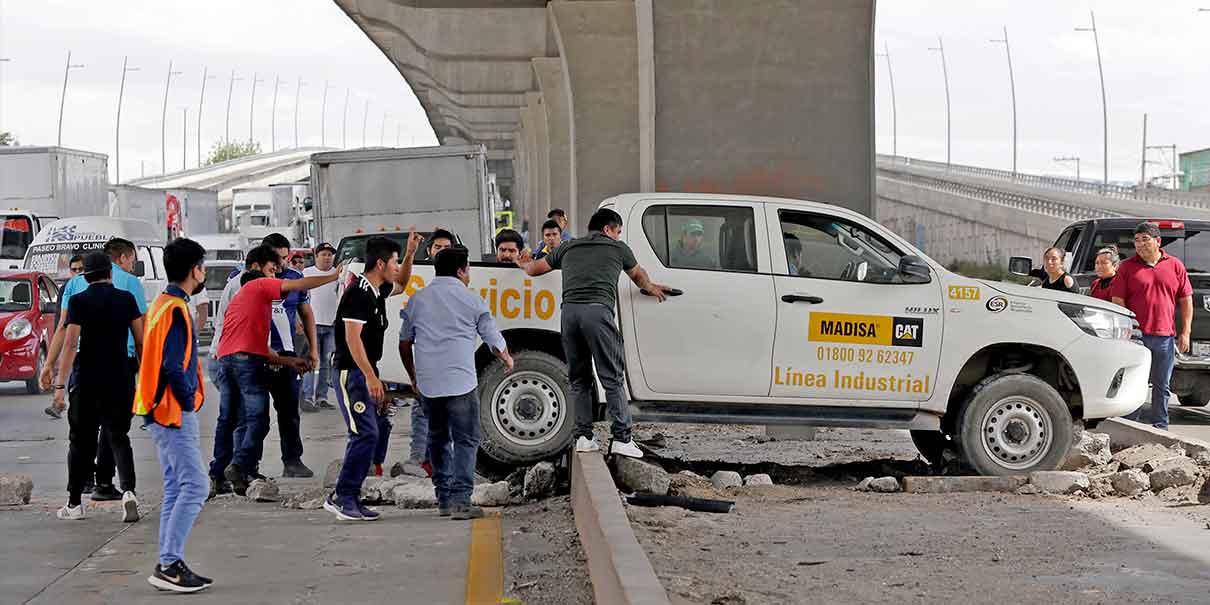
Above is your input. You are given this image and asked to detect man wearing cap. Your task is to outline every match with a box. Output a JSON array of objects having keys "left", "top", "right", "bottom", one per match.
[
  {"left": 302, "top": 243, "right": 341, "bottom": 412},
  {"left": 670, "top": 220, "right": 717, "bottom": 269},
  {"left": 53, "top": 252, "right": 145, "bottom": 522}
]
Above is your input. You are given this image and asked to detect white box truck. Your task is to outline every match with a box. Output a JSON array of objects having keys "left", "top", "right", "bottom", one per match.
[
  {"left": 0, "top": 146, "right": 108, "bottom": 269},
  {"left": 310, "top": 145, "right": 493, "bottom": 256},
  {"left": 109, "top": 185, "right": 220, "bottom": 240}
]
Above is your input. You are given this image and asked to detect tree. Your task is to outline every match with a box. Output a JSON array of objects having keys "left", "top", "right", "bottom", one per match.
[
  {"left": 205, "top": 139, "right": 261, "bottom": 165},
  {"left": 0, "top": 131, "right": 17, "bottom": 146}
]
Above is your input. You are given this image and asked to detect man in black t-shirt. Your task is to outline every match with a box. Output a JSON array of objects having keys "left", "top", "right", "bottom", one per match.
[
  {"left": 325, "top": 232, "right": 420, "bottom": 522},
  {"left": 53, "top": 252, "right": 146, "bottom": 522}
]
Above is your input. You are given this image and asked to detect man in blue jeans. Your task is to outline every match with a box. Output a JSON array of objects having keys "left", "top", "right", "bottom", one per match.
[
  {"left": 1111, "top": 221, "right": 1194, "bottom": 429},
  {"left": 302, "top": 242, "right": 340, "bottom": 411},
  {"left": 401, "top": 246, "right": 512, "bottom": 520}
]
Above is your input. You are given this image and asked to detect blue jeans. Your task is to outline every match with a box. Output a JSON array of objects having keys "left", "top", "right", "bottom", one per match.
[
  {"left": 212, "top": 354, "right": 271, "bottom": 476},
  {"left": 268, "top": 357, "right": 304, "bottom": 464},
  {"left": 422, "top": 390, "right": 480, "bottom": 506},
  {"left": 410, "top": 401, "right": 429, "bottom": 462},
  {"left": 150, "top": 411, "right": 208, "bottom": 567},
  {"left": 302, "top": 325, "right": 336, "bottom": 402},
  {"left": 1127, "top": 335, "right": 1176, "bottom": 429}
]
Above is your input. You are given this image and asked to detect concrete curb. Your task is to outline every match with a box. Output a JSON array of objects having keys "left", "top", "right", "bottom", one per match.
[
  {"left": 1097, "top": 418, "right": 1210, "bottom": 457},
  {"left": 570, "top": 452, "right": 671, "bottom": 605}
]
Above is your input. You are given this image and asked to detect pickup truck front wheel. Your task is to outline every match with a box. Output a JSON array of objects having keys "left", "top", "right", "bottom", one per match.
[
  {"left": 478, "top": 350, "right": 574, "bottom": 467},
  {"left": 956, "top": 374, "right": 1074, "bottom": 476}
]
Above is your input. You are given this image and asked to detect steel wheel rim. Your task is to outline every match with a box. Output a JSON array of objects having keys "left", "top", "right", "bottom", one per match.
[
  {"left": 980, "top": 395, "right": 1052, "bottom": 470},
  {"left": 490, "top": 370, "right": 565, "bottom": 447}
]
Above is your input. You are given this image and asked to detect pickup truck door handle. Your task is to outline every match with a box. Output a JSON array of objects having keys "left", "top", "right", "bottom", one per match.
[
  {"left": 640, "top": 288, "right": 684, "bottom": 297},
  {"left": 781, "top": 294, "right": 824, "bottom": 304}
]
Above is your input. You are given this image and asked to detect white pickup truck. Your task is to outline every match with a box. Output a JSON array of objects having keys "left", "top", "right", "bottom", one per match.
[{"left": 341, "top": 193, "right": 1149, "bottom": 476}]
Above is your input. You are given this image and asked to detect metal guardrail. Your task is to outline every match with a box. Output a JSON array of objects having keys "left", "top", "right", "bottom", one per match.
[
  {"left": 877, "top": 154, "right": 1210, "bottom": 211},
  {"left": 877, "top": 167, "right": 1121, "bottom": 222}
]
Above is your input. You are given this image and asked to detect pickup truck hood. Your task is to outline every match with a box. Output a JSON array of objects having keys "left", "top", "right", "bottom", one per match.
[{"left": 975, "top": 279, "right": 1133, "bottom": 316}]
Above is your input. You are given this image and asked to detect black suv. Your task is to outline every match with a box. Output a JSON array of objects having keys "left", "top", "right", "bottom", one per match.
[{"left": 1010, "top": 218, "right": 1210, "bottom": 405}]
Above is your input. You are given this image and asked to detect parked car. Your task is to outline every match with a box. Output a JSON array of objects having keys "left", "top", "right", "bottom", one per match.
[{"left": 0, "top": 270, "right": 61, "bottom": 394}]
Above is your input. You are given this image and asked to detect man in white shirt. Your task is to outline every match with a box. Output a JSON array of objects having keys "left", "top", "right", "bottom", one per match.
[{"left": 301, "top": 243, "right": 341, "bottom": 412}]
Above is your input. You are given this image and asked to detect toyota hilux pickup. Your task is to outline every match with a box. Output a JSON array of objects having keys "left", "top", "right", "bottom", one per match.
[{"left": 342, "top": 193, "right": 1150, "bottom": 476}]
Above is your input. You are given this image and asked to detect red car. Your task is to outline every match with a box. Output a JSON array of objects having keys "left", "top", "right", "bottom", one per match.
[{"left": 0, "top": 270, "right": 60, "bottom": 394}]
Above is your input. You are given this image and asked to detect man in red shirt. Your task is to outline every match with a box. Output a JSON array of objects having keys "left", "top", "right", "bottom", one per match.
[
  {"left": 213, "top": 264, "right": 341, "bottom": 493},
  {"left": 1110, "top": 222, "right": 1194, "bottom": 429}
]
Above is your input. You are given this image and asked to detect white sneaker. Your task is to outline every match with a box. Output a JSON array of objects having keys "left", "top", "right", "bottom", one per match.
[
  {"left": 122, "top": 491, "right": 140, "bottom": 523},
  {"left": 57, "top": 503, "right": 85, "bottom": 520},
  {"left": 574, "top": 436, "right": 600, "bottom": 453},
  {"left": 610, "top": 439, "right": 643, "bottom": 459}
]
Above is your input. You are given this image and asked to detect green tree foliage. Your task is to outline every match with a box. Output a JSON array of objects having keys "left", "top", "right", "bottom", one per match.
[{"left": 205, "top": 139, "right": 261, "bottom": 165}]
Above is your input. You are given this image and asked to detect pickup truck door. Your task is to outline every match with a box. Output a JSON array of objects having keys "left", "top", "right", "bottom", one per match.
[
  {"left": 623, "top": 199, "right": 776, "bottom": 398},
  {"left": 767, "top": 206, "right": 944, "bottom": 403}
]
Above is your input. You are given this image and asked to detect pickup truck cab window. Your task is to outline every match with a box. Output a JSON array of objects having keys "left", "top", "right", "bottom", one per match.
[
  {"left": 778, "top": 210, "right": 908, "bottom": 284},
  {"left": 641, "top": 205, "right": 757, "bottom": 273}
]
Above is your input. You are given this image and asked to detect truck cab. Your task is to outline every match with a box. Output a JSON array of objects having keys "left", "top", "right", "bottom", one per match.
[
  {"left": 0, "top": 212, "right": 60, "bottom": 271},
  {"left": 355, "top": 193, "right": 1149, "bottom": 476}
]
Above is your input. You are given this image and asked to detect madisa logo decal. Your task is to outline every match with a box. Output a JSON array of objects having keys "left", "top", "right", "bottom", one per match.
[{"left": 809, "top": 312, "right": 924, "bottom": 348}]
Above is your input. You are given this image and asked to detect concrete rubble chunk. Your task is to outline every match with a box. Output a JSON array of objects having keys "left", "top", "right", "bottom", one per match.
[
  {"left": 743, "top": 474, "right": 774, "bottom": 486},
  {"left": 1110, "top": 469, "right": 1151, "bottom": 496},
  {"left": 868, "top": 477, "right": 900, "bottom": 493},
  {"left": 281, "top": 486, "right": 330, "bottom": 510},
  {"left": 677, "top": 470, "right": 707, "bottom": 481},
  {"left": 0, "top": 474, "right": 33, "bottom": 505},
  {"left": 1016, "top": 484, "right": 1042, "bottom": 495},
  {"left": 323, "top": 459, "right": 343, "bottom": 489},
  {"left": 1028, "top": 471, "right": 1090, "bottom": 495},
  {"left": 1194, "top": 451, "right": 1210, "bottom": 467},
  {"left": 711, "top": 471, "right": 743, "bottom": 490},
  {"left": 854, "top": 477, "right": 875, "bottom": 492},
  {"left": 392, "top": 483, "right": 437, "bottom": 509},
  {"left": 1148, "top": 457, "right": 1199, "bottom": 492},
  {"left": 390, "top": 460, "right": 429, "bottom": 479},
  {"left": 669, "top": 471, "right": 719, "bottom": 500},
  {"left": 1062, "top": 432, "right": 1112, "bottom": 470},
  {"left": 246, "top": 479, "right": 280, "bottom": 502},
  {"left": 472, "top": 481, "right": 512, "bottom": 507},
  {"left": 613, "top": 457, "right": 670, "bottom": 496},
  {"left": 1112, "top": 443, "right": 1185, "bottom": 472},
  {"left": 523, "top": 462, "right": 557, "bottom": 500},
  {"left": 361, "top": 478, "right": 408, "bottom": 503},
  {"left": 901, "top": 476, "right": 1027, "bottom": 494}
]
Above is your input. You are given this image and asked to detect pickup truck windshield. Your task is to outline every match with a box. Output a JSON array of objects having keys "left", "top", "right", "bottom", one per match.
[
  {"left": 336, "top": 231, "right": 444, "bottom": 264},
  {"left": 1082, "top": 228, "right": 1210, "bottom": 273},
  {"left": 0, "top": 216, "right": 33, "bottom": 261}
]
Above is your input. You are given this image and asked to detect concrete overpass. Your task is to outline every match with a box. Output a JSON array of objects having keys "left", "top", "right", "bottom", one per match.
[{"left": 333, "top": 0, "right": 877, "bottom": 234}]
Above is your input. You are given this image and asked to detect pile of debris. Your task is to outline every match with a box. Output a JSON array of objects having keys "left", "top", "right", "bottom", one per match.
[{"left": 611, "top": 455, "right": 775, "bottom": 500}]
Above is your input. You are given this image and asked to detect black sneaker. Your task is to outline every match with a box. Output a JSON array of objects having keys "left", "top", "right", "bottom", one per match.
[
  {"left": 177, "top": 560, "right": 213, "bottom": 586},
  {"left": 147, "top": 560, "right": 208, "bottom": 593},
  {"left": 282, "top": 460, "right": 314, "bottom": 478},
  {"left": 451, "top": 504, "right": 485, "bottom": 520},
  {"left": 317, "top": 399, "right": 335, "bottom": 410},
  {"left": 208, "top": 477, "right": 233, "bottom": 500},
  {"left": 223, "top": 464, "right": 249, "bottom": 496},
  {"left": 91, "top": 484, "right": 122, "bottom": 502},
  {"left": 82, "top": 481, "right": 94, "bottom": 495},
  {"left": 300, "top": 400, "right": 320, "bottom": 413}
]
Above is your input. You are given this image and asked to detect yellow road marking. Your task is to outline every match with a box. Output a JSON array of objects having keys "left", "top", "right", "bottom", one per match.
[{"left": 464, "top": 514, "right": 503, "bottom": 605}]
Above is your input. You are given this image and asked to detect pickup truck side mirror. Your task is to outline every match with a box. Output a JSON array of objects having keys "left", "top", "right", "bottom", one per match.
[
  {"left": 1007, "top": 256, "right": 1033, "bottom": 277},
  {"left": 133, "top": 260, "right": 146, "bottom": 278},
  {"left": 898, "top": 255, "right": 931, "bottom": 284}
]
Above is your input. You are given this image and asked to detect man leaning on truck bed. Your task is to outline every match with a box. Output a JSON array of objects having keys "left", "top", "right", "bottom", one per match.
[{"left": 516, "top": 207, "right": 672, "bottom": 458}]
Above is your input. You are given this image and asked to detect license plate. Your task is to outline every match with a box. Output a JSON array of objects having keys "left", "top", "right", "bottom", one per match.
[{"left": 1193, "top": 342, "right": 1210, "bottom": 357}]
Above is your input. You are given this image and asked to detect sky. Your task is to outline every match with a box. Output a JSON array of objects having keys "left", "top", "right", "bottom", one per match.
[
  {"left": 0, "top": 1, "right": 1206, "bottom": 186},
  {"left": 0, "top": 0, "right": 438, "bottom": 184}
]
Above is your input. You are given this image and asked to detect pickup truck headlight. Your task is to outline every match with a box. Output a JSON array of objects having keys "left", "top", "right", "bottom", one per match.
[
  {"left": 1058, "top": 303, "right": 1133, "bottom": 340},
  {"left": 4, "top": 317, "right": 31, "bottom": 341}
]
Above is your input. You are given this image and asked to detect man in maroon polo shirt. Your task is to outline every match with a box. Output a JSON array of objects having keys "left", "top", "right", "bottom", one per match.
[{"left": 1109, "top": 222, "right": 1193, "bottom": 429}]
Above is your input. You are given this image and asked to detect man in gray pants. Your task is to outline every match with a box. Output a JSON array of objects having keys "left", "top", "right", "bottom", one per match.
[{"left": 517, "top": 208, "right": 670, "bottom": 458}]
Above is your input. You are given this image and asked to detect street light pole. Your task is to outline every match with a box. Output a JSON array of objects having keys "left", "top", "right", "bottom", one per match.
[
  {"left": 320, "top": 80, "right": 333, "bottom": 147},
  {"left": 1140, "top": 113, "right": 1148, "bottom": 193},
  {"left": 1055, "top": 156, "right": 1081, "bottom": 182},
  {"left": 0, "top": 57, "right": 11, "bottom": 137},
  {"left": 114, "top": 57, "right": 139, "bottom": 184},
  {"left": 249, "top": 72, "right": 264, "bottom": 143},
  {"left": 991, "top": 26, "right": 1018, "bottom": 178},
  {"left": 225, "top": 70, "right": 243, "bottom": 146},
  {"left": 362, "top": 98, "right": 369, "bottom": 147},
  {"left": 928, "top": 36, "right": 951, "bottom": 170},
  {"left": 57, "top": 50, "right": 86, "bottom": 146},
  {"left": 396, "top": 123, "right": 401, "bottom": 147},
  {"left": 294, "top": 77, "right": 305, "bottom": 149},
  {"left": 161, "top": 60, "right": 183, "bottom": 175},
  {"left": 271, "top": 74, "right": 286, "bottom": 151},
  {"left": 342, "top": 88, "right": 350, "bottom": 148},
  {"left": 197, "top": 66, "right": 215, "bottom": 168},
  {"left": 875, "top": 43, "right": 897, "bottom": 161},
  {"left": 182, "top": 107, "right": 187, "bottom": 171},
  {"left": 380, "top": 112, "right": 387, "bottom": 146},
  {"left": 1076, "top": 10, "right": 1109, "bottom": 186}
]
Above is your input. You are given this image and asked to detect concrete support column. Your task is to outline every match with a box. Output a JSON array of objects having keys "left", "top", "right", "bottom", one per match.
[
  {"left": 532, "top": 57, "right": 572, "bottom": 229},
  {"left": 523, "top": 92, "right": 550, "bottom": 238},
  {"left": 548, "top": 0, "right": 640, "bottom": 233}
]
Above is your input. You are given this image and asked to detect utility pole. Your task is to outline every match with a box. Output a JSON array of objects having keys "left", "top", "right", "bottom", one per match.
[
  {"left": 361, "top": 98, "right": 369, "bottom": 147},
  {"left": 320, "top": 80, "right": 334, "bottom": 147},
  {"left": 249, "top": 72, "right": 264, "bottom": 143},
  {"left": 928, "top": 36, "right": 951, "bottom": 170},
  {"left": 114, "top": 57, "right": 139, "bottom": 184},
  {"left": 1076, "top": 11, "right": 1109, "bottom": 186},
  {"left": 991, "top": 26, "right": 1018, "bottom": 178},
  {"left": 182, "top": 107, "right": 187, "bottom": 171},
  {"left": 294, "top": 77, "right": 305, "bottom": 149},
  {"left": 161, "top": 60, "right": 183, "bottom": 175},
  {"left": 342, "top": 88, "right": 350, "bottom": 148},
  {"left": 380, "top": 112, "right": 387, "bottom": 146},
  {"left": 875, "top": 43, "right": 897, "bottom": 161},
  {"left": 1147, "top": 143, "right": 1178, "bottom": 190},
  {"left": 225, "top": 70, "right": 243, "bottom": 146},
  {"left": 270, "top": 74, "right": 288, "bottom": 151},
  {"left": 1140, "top": 113, "right": 1148, "bottom": 193},
  {"left": 57, "top": 50, "right": 86, "bottom": 146},
  {"left": 197, "top": 66, "right": 214, "bottom": 168},
  {"left": 1055, "top": 156, "right": 1081, "bottom": 182},
  {"left": 0, "top": 58, "right": 10, "bottom": 136},
  {"left": 396, "top": 123, "right": 401, "bottom": 147}
]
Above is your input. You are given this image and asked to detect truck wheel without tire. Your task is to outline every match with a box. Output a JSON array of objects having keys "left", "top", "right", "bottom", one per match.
[
  {"left": 956, "top": 373, "right": 1073, "bottom": 476},
  {"left": 909, "top": 430, "right": 954, "bottom": 468},
  {"left": 26, "top": 347, "right": 46, "bottom": 395},
  {"left": 478, "top": 351, "right": 574, "bottom": 468}
]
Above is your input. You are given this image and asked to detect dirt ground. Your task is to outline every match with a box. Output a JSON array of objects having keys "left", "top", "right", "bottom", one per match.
[{"left": 502, "top": 496, "right": 593, "bottom": 605}]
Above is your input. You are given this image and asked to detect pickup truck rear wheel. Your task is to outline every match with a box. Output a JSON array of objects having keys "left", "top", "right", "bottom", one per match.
[
  {"left": 956, "top": 373, "right": 1073, "bottom": 476},
  {"left": 478, "top": 350, "right": 574, "bottom": 467}
]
